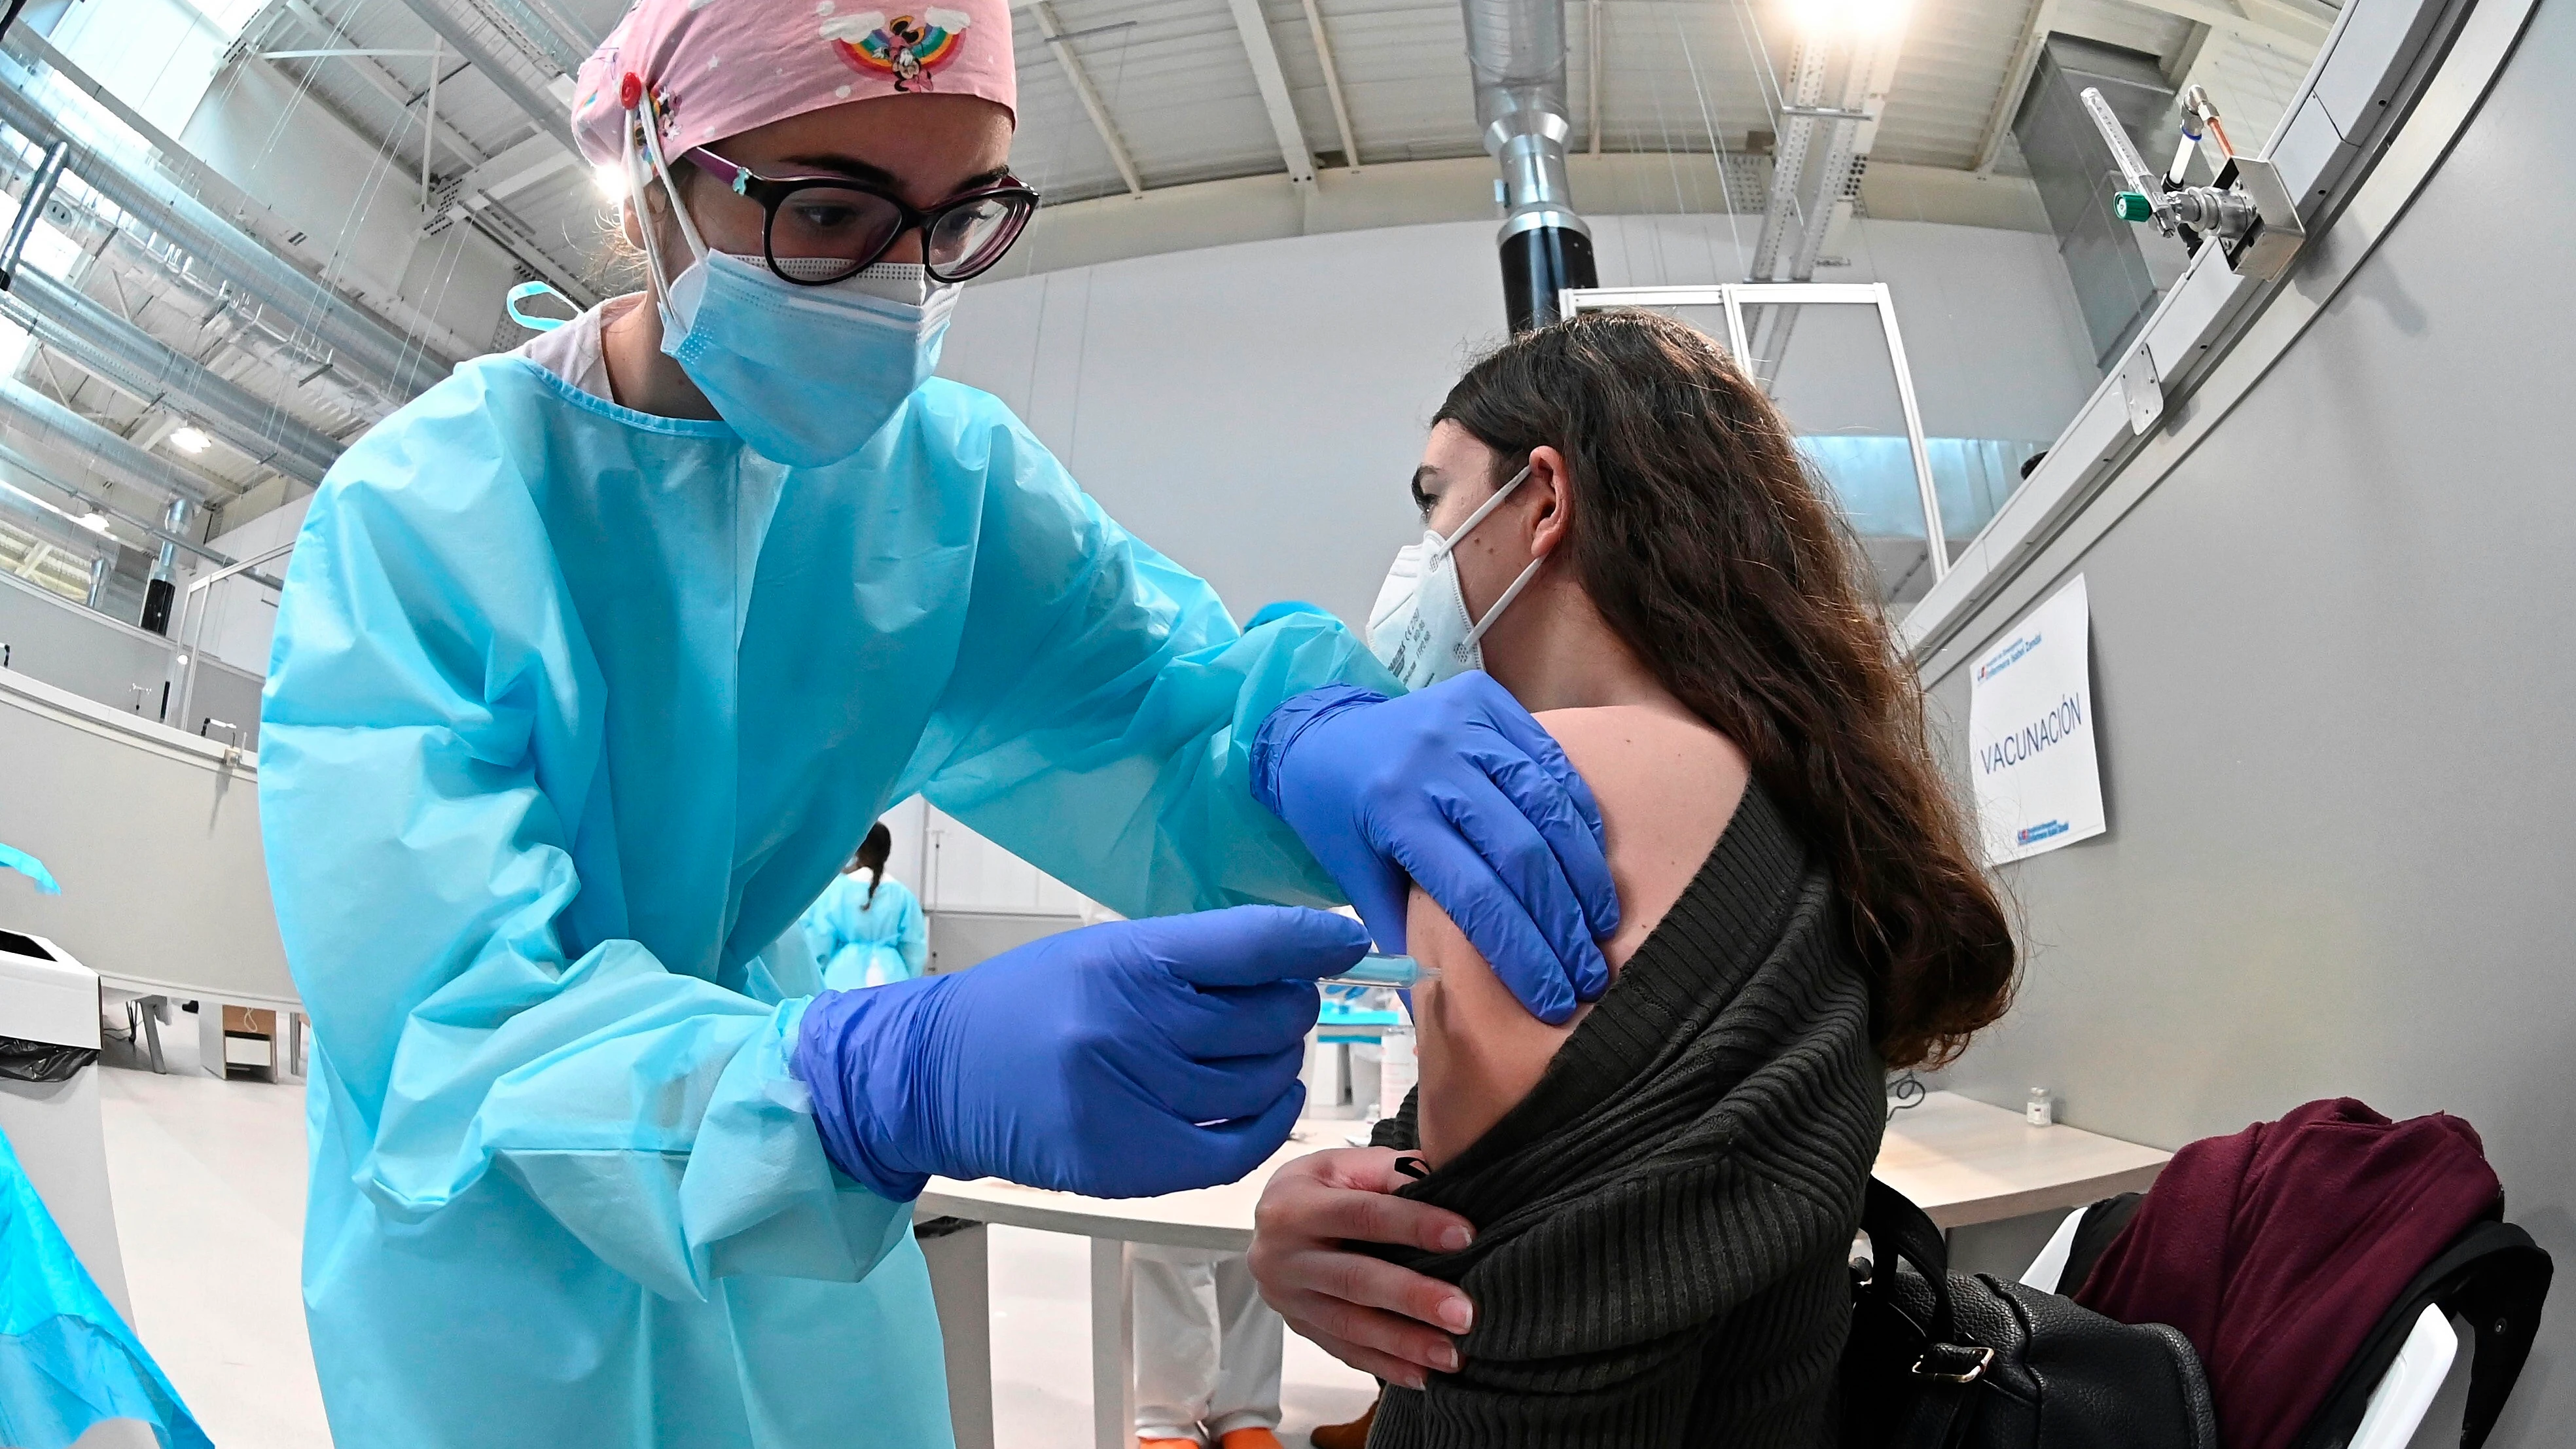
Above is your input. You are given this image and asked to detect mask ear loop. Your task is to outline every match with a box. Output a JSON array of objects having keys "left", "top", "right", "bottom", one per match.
[
  {"left": 1451, "top": 461, "right": 1548, "bottom": 649},
  {"left": 1461, "top": 552, "right": 1547, "bottom": 649},
  {"left": 1427, "top": 462, "right": 1535, "bottom": 563},
  {"left": 624, "top": 87, "right": 708, "bottom": 317}
]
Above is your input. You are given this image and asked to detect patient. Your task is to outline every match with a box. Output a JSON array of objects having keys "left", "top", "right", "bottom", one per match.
[{"left": 1251, "top": 310, "right": 2018, "bottom": 1448}]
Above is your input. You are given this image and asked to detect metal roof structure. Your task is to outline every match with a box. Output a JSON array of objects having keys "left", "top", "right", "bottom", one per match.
[{"left": 0, "top": 0, "right": 2333, "bottom": 555}]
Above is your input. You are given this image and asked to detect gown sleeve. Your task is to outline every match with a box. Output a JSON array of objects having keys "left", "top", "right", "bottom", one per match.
[
  {"left": 904, "top": 391, "right": 1399, "bottom": 920},
  {"left": 259, "top": 418, "right": 908, "bottom": 1306}
]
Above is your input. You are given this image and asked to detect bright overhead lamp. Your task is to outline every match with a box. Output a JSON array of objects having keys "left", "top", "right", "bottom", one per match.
[
  {"left": 77, "top": 511, "right": 111, "bottom": 533},
  {"left": 594, "top": 164, "right": 627, "bottom": 201},
  {"left": 168, "top": 425, "right": 213, "bottom": 455}
]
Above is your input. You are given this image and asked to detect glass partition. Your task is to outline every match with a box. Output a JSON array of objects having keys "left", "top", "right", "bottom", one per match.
[{"left": 1566, "top": 282, "right": 2012, "bottom": 609}]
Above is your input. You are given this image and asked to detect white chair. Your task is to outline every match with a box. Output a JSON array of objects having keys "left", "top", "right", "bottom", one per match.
[{"left": 2020, "top": 1209, "right": 2461, "bottom": 1449}]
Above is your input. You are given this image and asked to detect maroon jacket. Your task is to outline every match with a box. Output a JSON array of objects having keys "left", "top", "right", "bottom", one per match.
[{"left": 2074, "top": 1098, "right": 2501, "bottom": 1449}]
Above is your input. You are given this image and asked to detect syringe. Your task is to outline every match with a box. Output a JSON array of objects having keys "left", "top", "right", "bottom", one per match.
[{"left": 1320, "top": 953, "right": 1440, "bottom": 990}]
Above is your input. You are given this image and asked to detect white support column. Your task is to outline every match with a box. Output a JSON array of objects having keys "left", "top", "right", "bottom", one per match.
[
  {"left": 1747, "top": 39, "right": 1827, "bottom": 284},
  {"left": 1756, "top": 22, "right": 1910, "bottom": 380},
  {"left": 1089, "top": 1236, "right": 1135, "bottom": 1449},
  {"left": 1300, "top": 0, "right": 1361, "bottom": 169},
  {"left": 920, "top": 1219, "right": 995, "bottom": 1449},
  {"left": 1031, "top": 0, "right": 1146, "bottom": 198},
  {"left": 1226, "top": 0, "right": 1318, "bottom": 185}
]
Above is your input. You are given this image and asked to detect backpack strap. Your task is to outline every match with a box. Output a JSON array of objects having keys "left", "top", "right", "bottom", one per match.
[
  {"left": 1863, "top": 1177, "right": 1960, "bottom": 1344},
  {"left": 2289, "top": 1219, "right": 2553, "bottom": 1449},
  {"left": 1861, "top": 1178, "right": 2001, "bottom": 1449},
  {"left": 2444, "top": 1223, "right": 2552, "bottom": 1448},
  {"left": 2060, "top": 1191, "right": 2147, "bottom": 1296}
]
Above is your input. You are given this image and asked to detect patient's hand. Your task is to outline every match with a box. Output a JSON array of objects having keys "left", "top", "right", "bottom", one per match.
[{"left": 1409, "top": 704, "right": 1749, "bottom": 1166}]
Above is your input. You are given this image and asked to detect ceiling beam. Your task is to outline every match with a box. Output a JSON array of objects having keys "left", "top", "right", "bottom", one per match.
[
  {"left": 390, "top": 0, "right": 577, "bottom": 152},
  {"left": 2115, "top": 0, "right": 2330, "bottom": 47},
  {"left": 1586, "top": 0, "right": 1603, "bottom": 156},
  {"left": 452, "top": 131, "right": 578, "bottom": 205},
  {"left": 262, "top": 0, "right": 490, "bottom": 172},
  {"left": 1225, "top": 0, "right": 1317, "bottom": 185},
  {"left": 1973, "top": 0, "right": 2061, "bottom": 173},
  {"left": 1029, "top": 0, "right": 1146, "bottom": 198},
  {"left": 473, "top": 0, "right": 594, "bottom": 78},
  {"left": 1300, "top": 0, "right": 1361, "bottom": 169}
]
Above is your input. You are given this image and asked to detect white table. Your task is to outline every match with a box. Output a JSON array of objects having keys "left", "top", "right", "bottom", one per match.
[{"left": 917, "top": 1092, "right": 2170, "bottom": 1449}]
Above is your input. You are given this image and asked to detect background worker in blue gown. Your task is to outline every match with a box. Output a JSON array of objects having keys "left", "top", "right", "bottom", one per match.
[
  {"left": 797, "top": 823, "right": 929, "bottom": 991},
  {"left": 253, "top": 0, "right": 1620, "bottom": 1442}
]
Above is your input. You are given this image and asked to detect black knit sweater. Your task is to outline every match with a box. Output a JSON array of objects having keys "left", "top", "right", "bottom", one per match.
[{"left": 1364, "top": 781, "right": 1884, "bottom": 1448}]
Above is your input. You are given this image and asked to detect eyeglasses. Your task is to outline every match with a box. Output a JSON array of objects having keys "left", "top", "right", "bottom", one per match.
[{"left": 684, "top": 149, "right": 1039, "bottom": 286}]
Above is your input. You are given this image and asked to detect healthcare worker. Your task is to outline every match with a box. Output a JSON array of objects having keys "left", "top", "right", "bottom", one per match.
[
  {"left": 255, "top": 0, "right": 1622, "bottom": 1441},
  {"left": 800, "top": 823, "right": 928, "bottom": 990}
]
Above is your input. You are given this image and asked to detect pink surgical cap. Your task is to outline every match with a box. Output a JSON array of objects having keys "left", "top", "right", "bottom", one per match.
[{"left": 571, "top": 0, "right": 1018, "bottom": 166}]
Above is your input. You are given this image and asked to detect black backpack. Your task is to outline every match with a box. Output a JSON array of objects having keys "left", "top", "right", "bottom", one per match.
[{"left": 1840, "top": 1179, "right": 2220, "bottom": 1449}]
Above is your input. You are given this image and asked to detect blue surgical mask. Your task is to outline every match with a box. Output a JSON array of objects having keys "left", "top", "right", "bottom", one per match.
[{"left": 631, "top": 122, "right": 958, "bottom": 470}]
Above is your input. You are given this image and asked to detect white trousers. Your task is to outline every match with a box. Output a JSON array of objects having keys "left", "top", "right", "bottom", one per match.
[{"left": 1130, "top": 1245, "right": 1283, "bottom": 1442}]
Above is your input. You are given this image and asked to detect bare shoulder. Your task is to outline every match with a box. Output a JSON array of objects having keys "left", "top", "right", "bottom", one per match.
[
  {"left": 1403, "top": 702, "right": 1753, "bottom": 1165},
  {"left": 1533, "top": 705, "right": 1751, "bottom": 966}
]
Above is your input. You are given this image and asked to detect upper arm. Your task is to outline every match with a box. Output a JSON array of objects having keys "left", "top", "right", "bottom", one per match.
[{"left": 1407, "top": 705, "right": 1750, "bottom": 1164}]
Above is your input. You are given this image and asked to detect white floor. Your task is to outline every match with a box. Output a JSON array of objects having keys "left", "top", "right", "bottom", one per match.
[{"left": 90, "top": 1024, "right": 1378, "bottom": 1448}]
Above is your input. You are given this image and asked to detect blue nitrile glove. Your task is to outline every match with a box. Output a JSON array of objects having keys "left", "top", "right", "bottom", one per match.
[
  {"left": 1249, "top": 672, "right": 1620, "bottom": 1026},
  {"left": 795, "top": 904, "right": 1368, "bottom": 1202}
]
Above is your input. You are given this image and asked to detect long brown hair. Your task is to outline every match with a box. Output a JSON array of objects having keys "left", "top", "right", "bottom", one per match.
[
  {"left": 1433, "top": 308, "right": 2014, "bottom": 1069},
  {"left": 852, "top": 821, "right": 893, "bottom": 906}
]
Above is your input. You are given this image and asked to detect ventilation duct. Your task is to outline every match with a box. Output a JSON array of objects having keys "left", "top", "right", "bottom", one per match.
[
  {"left": 2014, "top": 35, "right": 2179, "bottom": 370},
  {"left": 1462, "top": 0, "right": 1596, "bottom": 332},
  {"left": 0, "top": 374, "right": 214, "bottom": 507},
  {"left": 3, "top": 266, "right": 343, "bottom": 486},
  {"left": 0, "top": 47, "right": 459, "bottom": 402}
]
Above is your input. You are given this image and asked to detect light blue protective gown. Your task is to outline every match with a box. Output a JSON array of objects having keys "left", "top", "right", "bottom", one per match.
[
  {"left": 800, "top": 874, "right": 929, "bottom": 990},
  {"left": 257, "top": 353, "right": 1391, "bottom": 1449}
]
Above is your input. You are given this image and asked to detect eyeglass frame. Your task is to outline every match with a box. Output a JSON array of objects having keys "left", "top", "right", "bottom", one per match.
[{"left": 681, "top": 149, "right": 1041, "bottom": 286}]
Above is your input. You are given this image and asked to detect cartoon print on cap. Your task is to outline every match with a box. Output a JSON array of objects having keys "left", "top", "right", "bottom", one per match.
[{"left": 822, "top": 9, "right": 973, "bottom": 91}]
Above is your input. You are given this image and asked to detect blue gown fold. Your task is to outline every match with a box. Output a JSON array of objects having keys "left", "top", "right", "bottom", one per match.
[{"left": 259, "top": 355, "right": 1393, "bottom": 1448}]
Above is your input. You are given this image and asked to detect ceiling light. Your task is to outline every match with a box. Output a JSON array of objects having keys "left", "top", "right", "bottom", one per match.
[
  {"left": 594, "top": 164, "right": 627, "bottom": 201},
  {"left": 168, "top": 425, "right": 213, "bottom": 455},
  {"left": 77, "top": 511, "right": 110, "bottom": 534}
]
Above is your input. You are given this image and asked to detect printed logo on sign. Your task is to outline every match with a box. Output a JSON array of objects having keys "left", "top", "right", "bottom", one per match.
[
  {"left": 1978, "top": 631, "right": 2043, "bottom": 683},
  {"left": 2017, "top": 820, "right": 2069, "bottom": 846}
]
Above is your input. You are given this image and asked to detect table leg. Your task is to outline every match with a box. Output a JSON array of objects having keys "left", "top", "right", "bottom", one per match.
[
  {"left": 919, "top": 1219, "right": 995, "bottom": 1449},
  {"left": 1090, "top": 1236, "right": 1134, "bottom": 1449}
]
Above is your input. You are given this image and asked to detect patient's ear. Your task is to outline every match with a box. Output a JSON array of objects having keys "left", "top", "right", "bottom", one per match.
[{"left": 1526, "top": 445, "right": 1575, "bottom": 558}]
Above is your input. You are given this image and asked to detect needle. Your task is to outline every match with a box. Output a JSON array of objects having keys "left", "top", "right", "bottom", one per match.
[{"left": 1319, "top": 953, "right": 1439, "bottom": 990}]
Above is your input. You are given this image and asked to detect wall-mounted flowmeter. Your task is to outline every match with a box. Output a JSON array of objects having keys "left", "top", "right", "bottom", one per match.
[{"left": 2081, "top": 85, "right": 2306, "bottom": 281}]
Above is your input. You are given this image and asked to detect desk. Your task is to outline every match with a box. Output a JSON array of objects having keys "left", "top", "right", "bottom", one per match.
[{"left": 918, "top": 1092, "right": 2169, "bottom": 1449}]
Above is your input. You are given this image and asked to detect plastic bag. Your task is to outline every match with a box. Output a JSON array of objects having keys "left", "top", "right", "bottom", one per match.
[{"left": 0, "top": 1039, "right": 95, "bottom": 1084}]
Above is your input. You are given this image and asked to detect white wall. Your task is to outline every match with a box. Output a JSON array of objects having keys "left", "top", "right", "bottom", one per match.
[
  {"left": 181, "top": 65, "right": 522, "bottom": 358},
  {"left": 190, "top": 495, "right": 310, "bottom": 675},
  {"left": 938, "top": 213, "right": 2099, "bottom": 630},
  {"left": 45, "top": 0, "right": 266, "bottom": 136}
]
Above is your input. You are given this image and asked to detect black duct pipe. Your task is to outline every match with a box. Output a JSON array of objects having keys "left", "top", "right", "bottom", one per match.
[
  {"left": 1501, "top": 217, "right": 1596, "bottom": 335},
  {"left": 1463, "top": 0, "right": 1596, "bottom": 332}
]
